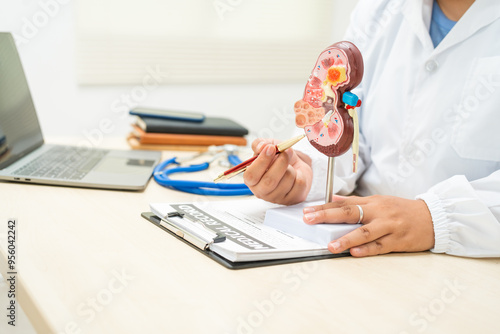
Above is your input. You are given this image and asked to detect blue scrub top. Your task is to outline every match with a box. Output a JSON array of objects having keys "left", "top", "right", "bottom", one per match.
[{"left": 429, "top": 0, "right": 457, "bottom": 47}]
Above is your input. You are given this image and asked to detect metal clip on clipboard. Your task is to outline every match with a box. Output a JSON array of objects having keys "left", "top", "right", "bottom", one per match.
[{"left": 155, "top": 211, "right": 226, "bottom": 250}]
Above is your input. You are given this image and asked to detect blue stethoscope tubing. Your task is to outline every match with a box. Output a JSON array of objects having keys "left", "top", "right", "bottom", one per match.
[{"left": 153, "top": 157, "right": 253, "bottom": 196}]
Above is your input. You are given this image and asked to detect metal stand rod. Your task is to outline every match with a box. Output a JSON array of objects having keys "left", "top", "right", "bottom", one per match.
[{"left": 325, "top": 157, "right": 335, "bottom": 203}]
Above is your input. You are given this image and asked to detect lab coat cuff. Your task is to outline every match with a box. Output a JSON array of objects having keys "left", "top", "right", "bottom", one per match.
[{"left": 416, "top": 192, "right": 450, "bottom": 254}]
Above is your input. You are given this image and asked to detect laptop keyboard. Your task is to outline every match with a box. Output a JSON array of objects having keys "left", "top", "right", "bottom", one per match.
[{"left": 14, "top": 146, "right": 109, "bottom": 180}]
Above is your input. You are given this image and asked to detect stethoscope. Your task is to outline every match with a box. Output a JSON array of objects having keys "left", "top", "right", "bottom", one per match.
[{"left": 153, "top": 145, "right": 253, "bottom": 196}]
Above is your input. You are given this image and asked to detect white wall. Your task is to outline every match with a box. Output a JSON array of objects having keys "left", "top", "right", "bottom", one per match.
[
  {"left": 75, "top": 0, "right": 338, "bottom": 85},
  {"left": 0, "top": 0, "right": 358, "bottom": 148}
]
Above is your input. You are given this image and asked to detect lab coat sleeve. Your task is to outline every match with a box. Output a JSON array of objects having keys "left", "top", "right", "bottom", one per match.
[{"left": 416, "top": 170, "right": 500, "bottom": 257}]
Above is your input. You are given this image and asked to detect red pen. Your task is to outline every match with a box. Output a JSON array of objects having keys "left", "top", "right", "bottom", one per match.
[{"left": 213, "top": 134, "right": 305, "bottom": 183}]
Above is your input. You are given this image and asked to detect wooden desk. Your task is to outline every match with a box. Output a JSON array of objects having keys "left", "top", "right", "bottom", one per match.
[{"left": 1, "top": 147, "right": 499, "bottom": 334}]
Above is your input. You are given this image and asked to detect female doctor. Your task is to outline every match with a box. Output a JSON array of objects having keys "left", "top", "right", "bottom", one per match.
[{"left": 243, "top": 0, "right": 500, "bottom": 258}]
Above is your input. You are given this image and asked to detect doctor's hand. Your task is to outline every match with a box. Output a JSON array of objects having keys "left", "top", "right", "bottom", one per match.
[
  {"left": 243, "top": 138, "right": 313, "bottom": 205},
  {"left": 303, "top": 195, "right": 435, "bottom": 257}
]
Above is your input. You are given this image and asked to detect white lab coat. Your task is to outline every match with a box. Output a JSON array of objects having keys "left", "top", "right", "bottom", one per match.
[{"left": 296, "top": 0, "right": 500, "bottom": 257}]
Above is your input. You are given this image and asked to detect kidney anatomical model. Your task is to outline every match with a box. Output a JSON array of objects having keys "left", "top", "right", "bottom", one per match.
[{"left": 294, "top": 41, "right": 363, "bottom": 171}]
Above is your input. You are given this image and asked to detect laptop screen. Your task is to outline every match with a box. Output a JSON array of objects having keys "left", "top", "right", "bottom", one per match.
[{"left": 0, "top": 33, "right": 44, "bottom": 170}]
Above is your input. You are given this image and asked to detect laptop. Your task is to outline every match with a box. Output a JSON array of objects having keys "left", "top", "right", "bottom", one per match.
[{"left": 0, "top": 32, "right": 161, "bottom": 190}]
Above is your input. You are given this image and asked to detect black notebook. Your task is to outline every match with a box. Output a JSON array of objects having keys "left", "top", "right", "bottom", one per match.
[{"left": 135, "top": 116, "right": 249, "bottom": 137}]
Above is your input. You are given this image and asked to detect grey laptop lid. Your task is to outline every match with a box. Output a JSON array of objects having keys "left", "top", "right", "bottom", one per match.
[
  {"left": 0, "top": 33, "right": 44, "bottom": 170},
  {"left": 0, "top": 32, "right": 160, "bottom": 190}
]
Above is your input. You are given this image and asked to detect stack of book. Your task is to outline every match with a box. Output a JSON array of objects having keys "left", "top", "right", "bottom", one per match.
[{"left": 128, "top": 113, "right": 249, "bottom": 151}]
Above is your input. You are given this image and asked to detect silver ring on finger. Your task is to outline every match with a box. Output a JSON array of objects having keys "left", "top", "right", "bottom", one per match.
[{"left": 356, "top": 205, "right": 364, "bottom": 224}]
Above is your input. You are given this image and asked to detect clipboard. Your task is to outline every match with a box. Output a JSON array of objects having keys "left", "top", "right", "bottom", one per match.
[{"left": 141, "top": 212, "right": 349, "bottom": 270}]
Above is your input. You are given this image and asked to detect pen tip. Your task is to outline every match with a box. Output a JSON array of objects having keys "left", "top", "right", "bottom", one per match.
[{"left": 213, "top": 174, "right": 225, "bottom": 183}]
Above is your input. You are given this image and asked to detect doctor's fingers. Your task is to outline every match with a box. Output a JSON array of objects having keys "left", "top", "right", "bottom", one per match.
[
  {"left": 243, "top": 145, "right": 291, "bottom": 187},
  {"left": 251, "top": 138, "right": 279, "bottom": 154},
  {"left": 327, "top": 220, "right": 393, "bottom": 255},
  {"left": 303, "top": 201, "right": 372, "bottom": 225},
  {"left": 249, "top": 151, "right": 294, "bottom": 195},
  {"left": 348, "top": 235, "right": 395, "bottom": 257},
  {"left": 244, "top": 144, "right": 279, "bottom": 187},
  {"left": 303, "top": 195, "right": 368, "bottom": 214},
  {"left": 254, "top": 166, "right": 298, "bottom": 205}
]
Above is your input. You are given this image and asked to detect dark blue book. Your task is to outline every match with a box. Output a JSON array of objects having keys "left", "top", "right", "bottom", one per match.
[{"left": 135, "top": 116, "right": 248, "bottom": 137}]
